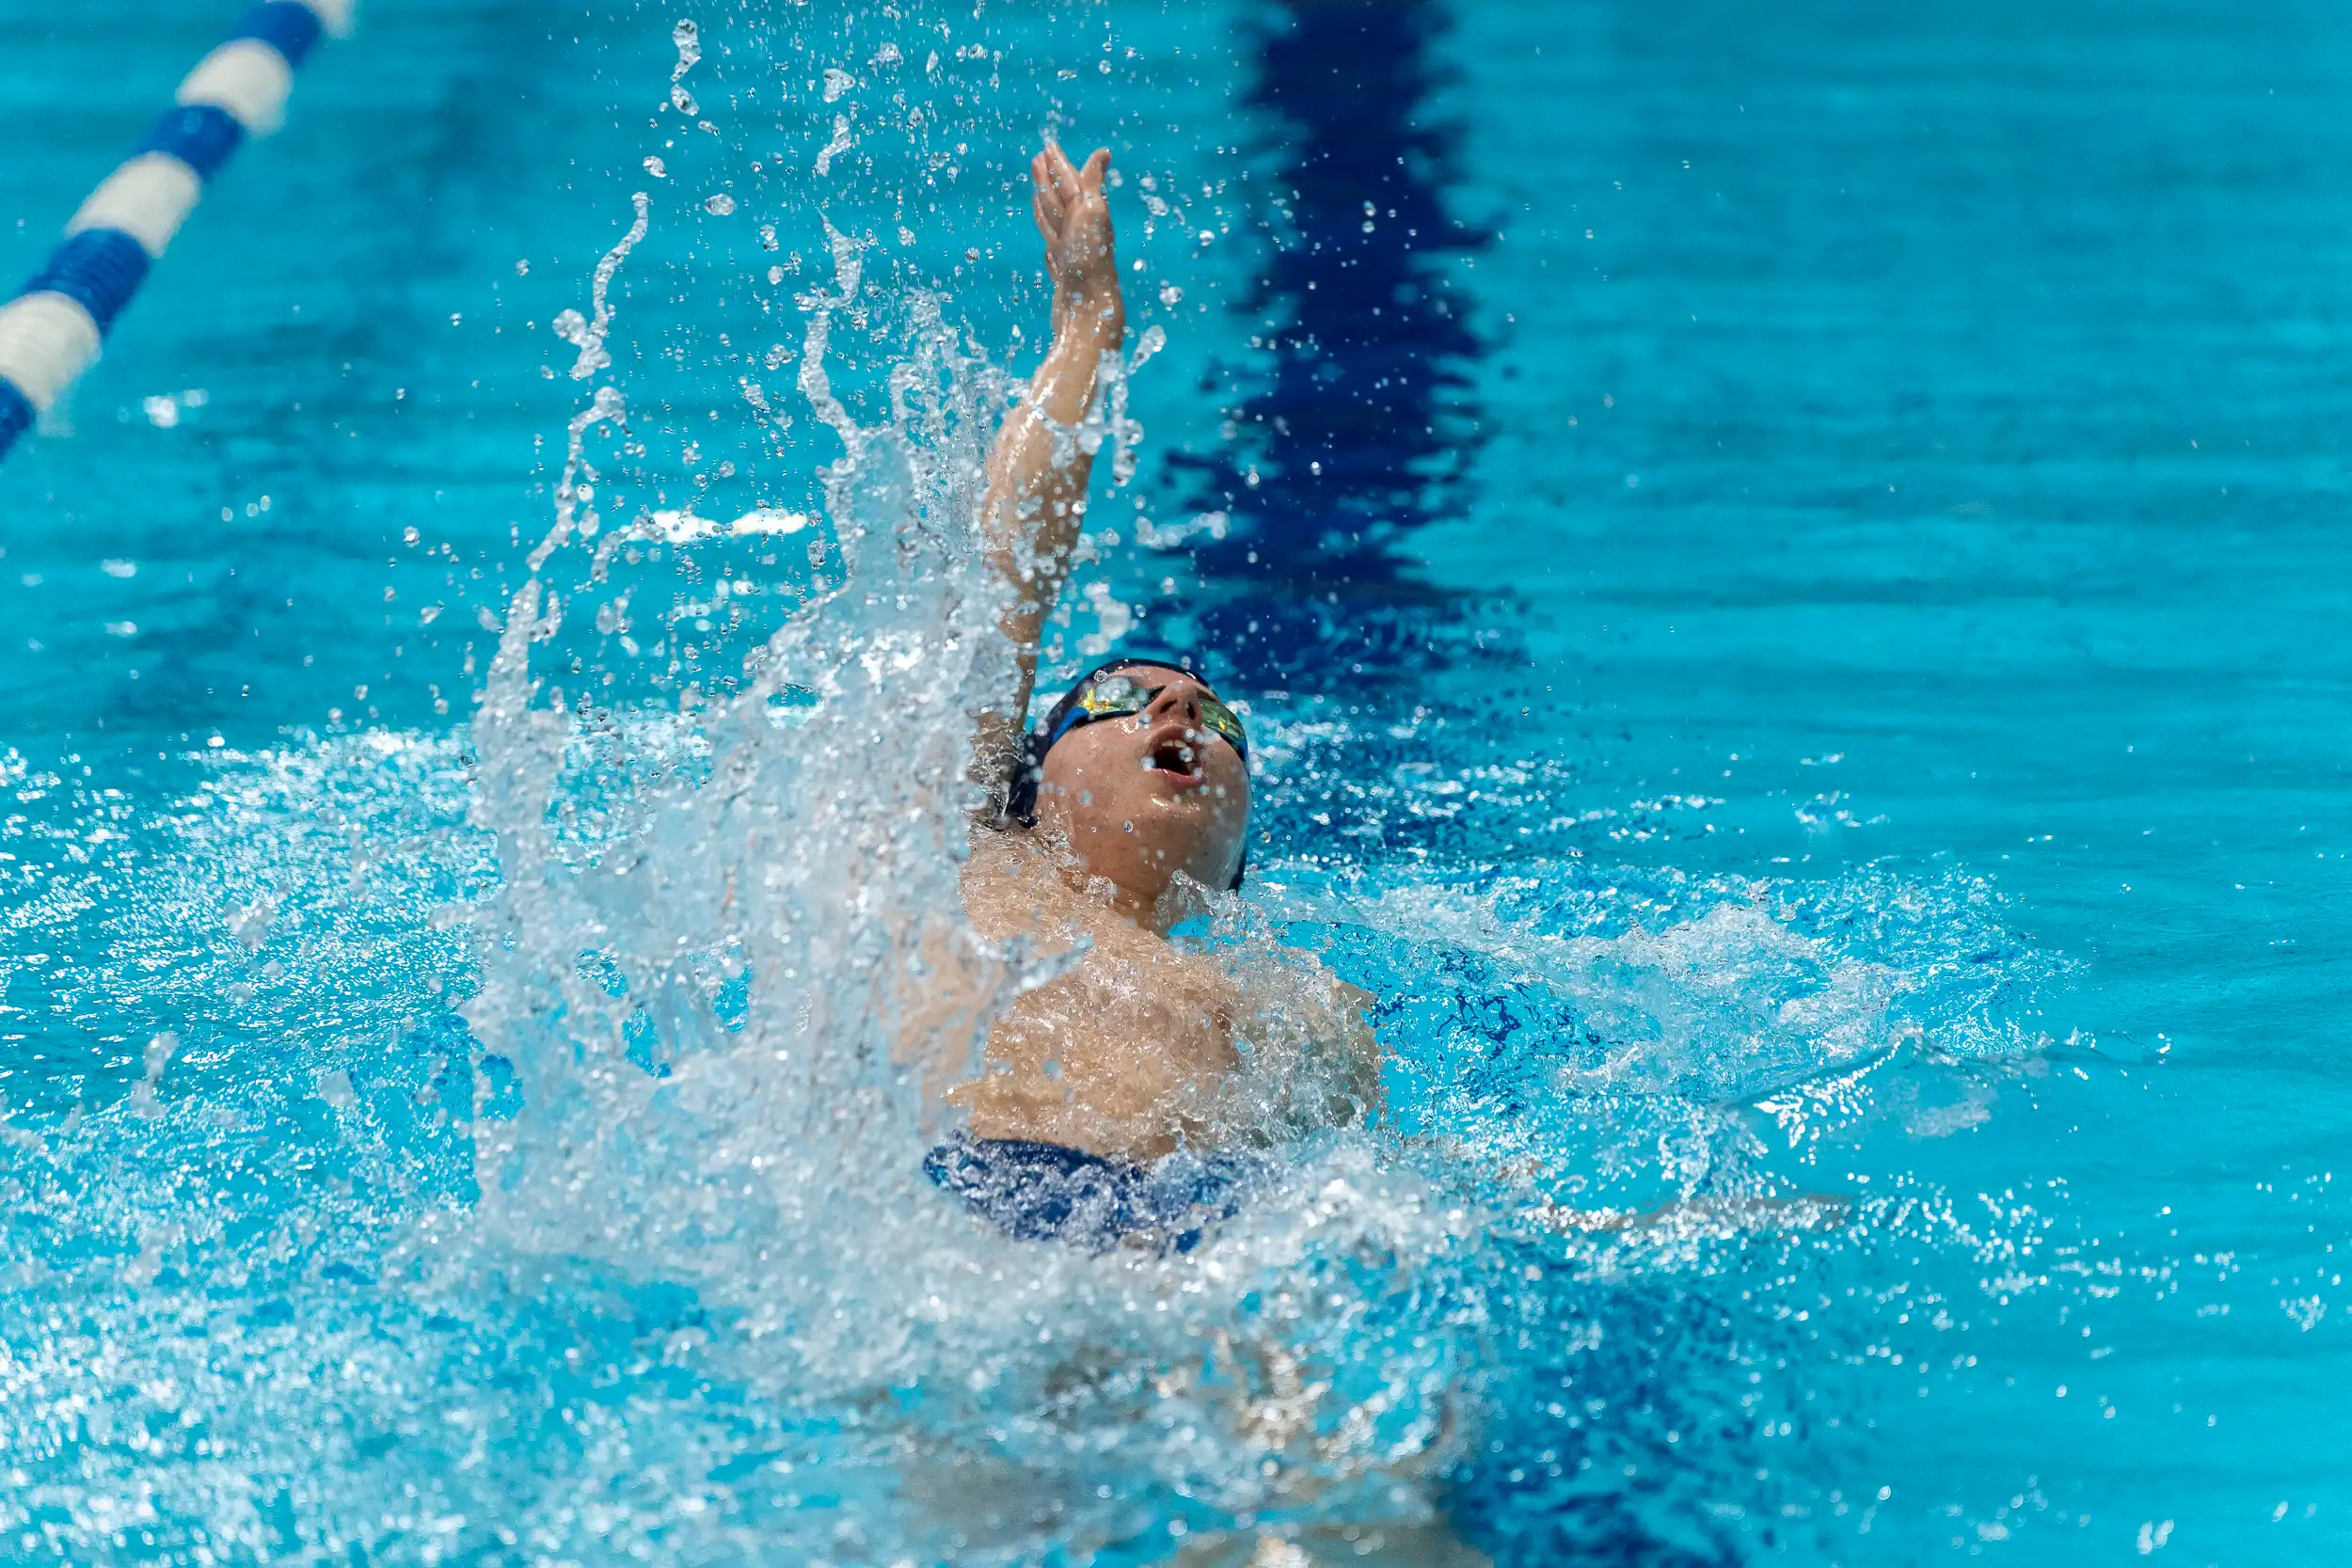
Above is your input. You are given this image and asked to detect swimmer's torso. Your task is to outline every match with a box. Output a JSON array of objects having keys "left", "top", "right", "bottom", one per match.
[{"left": 953, "top": 829, "right": 1376, "bottom": 1164}]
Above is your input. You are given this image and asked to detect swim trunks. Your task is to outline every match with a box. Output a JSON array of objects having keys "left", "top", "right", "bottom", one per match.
[{"left": 923, "top": 1130, "right": 1257, "bottom": 1255}]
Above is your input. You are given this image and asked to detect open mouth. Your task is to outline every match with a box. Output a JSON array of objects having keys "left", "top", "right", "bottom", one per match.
[{"left": 1145, "top": 736, "right": 1200, "bottom": 778}]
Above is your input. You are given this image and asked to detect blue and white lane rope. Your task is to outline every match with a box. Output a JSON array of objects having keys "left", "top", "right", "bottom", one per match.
[{"left": 0, "top": 0, "right": 352, "bottom": 464}]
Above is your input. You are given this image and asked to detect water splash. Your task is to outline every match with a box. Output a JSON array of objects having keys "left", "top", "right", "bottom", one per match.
[
  {"left": 417, "top": 131, "right": 1535, "bottom": 1557},
  {"left": 551, "top": 192, "right": 651, "bottom": 383},
  {"left": 669, "top": 18, "right": 702, "bottom": 116},
  {"left": 0, "top": 9, "right": 2104, "bottom": 1561}
]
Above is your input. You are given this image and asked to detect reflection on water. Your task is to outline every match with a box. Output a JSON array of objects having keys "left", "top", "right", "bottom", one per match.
[{"left": 1174, "top": 0, "right": 1490, "bottom": 683}]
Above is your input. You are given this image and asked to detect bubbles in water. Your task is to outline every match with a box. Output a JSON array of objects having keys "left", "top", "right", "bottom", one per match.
[{"left": 703, "top": 192, "right": 736, "bottom": 215}]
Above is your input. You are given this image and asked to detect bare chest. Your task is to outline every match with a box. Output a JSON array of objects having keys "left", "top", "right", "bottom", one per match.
[
  {"left": 956, "top": 840, "right": 1248, "bottom": 1156},
  {"left": 1001, "top": 937, "right": 1242, "bottom": 1080}
]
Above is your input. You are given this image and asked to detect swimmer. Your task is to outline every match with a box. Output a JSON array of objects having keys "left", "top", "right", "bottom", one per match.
[
  {"left": 918, "top": 139, "right": 1838, "bottom": 1568},
  {"left": 929, "top": 138, "right": 1386, "bottom": 1258}
]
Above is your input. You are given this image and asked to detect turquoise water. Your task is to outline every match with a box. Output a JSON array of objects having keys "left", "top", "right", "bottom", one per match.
[{"left": 3, "top": 0, "right": 2350, "bottom": 1561}]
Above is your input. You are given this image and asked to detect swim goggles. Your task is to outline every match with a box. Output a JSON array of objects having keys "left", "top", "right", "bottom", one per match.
[{"left": 1044, "top": 673, "right": 1249, "bottom": 759}]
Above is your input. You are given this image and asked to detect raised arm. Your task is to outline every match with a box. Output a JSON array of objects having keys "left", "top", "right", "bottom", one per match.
[{"left": 972, "top": 141, "right": 1128, "bottom": 800}]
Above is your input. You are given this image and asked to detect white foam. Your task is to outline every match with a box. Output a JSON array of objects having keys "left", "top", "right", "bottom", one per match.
[
  {"left": 68, "top": 153, "right": 203, "bottom": 259},
  {"left": 0, "top": 292, "right": 103, "bottom": 410},
  {"left": 177, "top": 40, "right": 294, "bottom": 136},
  {"left": 730, "top": 507, "right": 813, "bottom": 536},
  {"left": 644, "top": 508, "right": 719, "bottom": 543},
  {"left": 631, "top": 509, "right": 813, "bottom": 546}
]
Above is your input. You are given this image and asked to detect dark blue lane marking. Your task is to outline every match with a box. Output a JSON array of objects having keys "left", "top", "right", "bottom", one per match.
[{"left": 1170, "top": 0, "right": 1492, "bottom": 682}]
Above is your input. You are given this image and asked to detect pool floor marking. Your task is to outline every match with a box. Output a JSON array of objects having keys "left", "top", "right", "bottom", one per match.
[{"left": 0, "top": 0, "right": 352, "bottom": 465}]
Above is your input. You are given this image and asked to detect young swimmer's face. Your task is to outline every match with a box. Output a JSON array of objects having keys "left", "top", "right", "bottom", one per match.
[{"left": 1033, "top": 666, "right": 1251, "bottom": 895}]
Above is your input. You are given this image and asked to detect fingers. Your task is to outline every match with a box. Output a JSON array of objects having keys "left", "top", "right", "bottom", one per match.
[
  {"left": 1031, "top": 149, "right": 1065, "bottom": 238},
  {"left": 1044, "top": 141, "right": 1086, "bottom": 209},
  {"left": 1033, "top": 137, "right": 1112, "bottom": 250}
]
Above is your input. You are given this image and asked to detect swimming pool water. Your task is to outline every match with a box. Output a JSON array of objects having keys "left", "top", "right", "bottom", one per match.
[{"left": 3, "top": 0, "right": 2351, "bottom": 1562}]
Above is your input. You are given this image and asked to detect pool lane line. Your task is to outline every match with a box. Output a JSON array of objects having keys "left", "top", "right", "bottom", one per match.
[{"left": 0, "top": 0, "right": 354, "bottom": 465}]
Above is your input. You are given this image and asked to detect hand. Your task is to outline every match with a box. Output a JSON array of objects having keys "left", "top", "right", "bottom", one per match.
[{"left": 1029, "top": 140, "right": 1121, "bottom": 319}]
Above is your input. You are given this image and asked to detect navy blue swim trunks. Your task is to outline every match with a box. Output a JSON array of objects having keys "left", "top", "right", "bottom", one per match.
[{"left": 923, "top": 1131, "right": 1258, "bottom": 1255}]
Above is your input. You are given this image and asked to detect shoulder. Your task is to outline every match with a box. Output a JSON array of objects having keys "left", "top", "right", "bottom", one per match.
[
  {"left": 1266, "top": 945, "right": 1371, "bottom": 1009},
  {"left": 1225, "top": 943, "right": 1369, "bottom": 1021},
  {"left": 961, "top": 823, "right": 1080, "bottom": 943},
  {"left": 964, "top": 819, "right": 1028, "bottom": 874}
]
